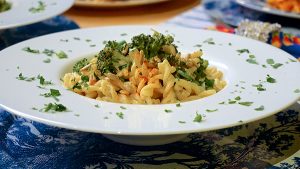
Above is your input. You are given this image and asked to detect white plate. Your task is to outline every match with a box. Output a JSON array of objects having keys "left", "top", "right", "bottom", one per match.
[
  {"left": 0, "top": 0, "right": 74, "bottom": 30},
  {"left": 235, "top": 0, "right": 300, "bottom": 19},
  {"left": 0, "top": 26, "right": 299, "bottom": 137},
  {"left": 75, "top": 0, "right": 170, "bottom": 7}
]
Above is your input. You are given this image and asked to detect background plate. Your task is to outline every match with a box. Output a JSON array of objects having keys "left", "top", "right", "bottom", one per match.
[
  {"left": 0, "top": 0, "right": 74, "bottom": 30},
  {"left": 235, "top": 0, "right": 300, "bottom": 19},
  {"left": 75, "top": 0, "right": 170, "bottom": 7}
]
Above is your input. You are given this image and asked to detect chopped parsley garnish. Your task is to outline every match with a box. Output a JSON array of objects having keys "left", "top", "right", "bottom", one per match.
[
  {"left": 194, "top": 44, "right": 202, "bottom": 47},
  {"left": 37, "top": 75, "right": 53, "bottom": 85},
  {"left": 271, "top": 63, "right": 283, "bottom": 69},
  {"left": 23, "top": 47, "right": 68, "bottom": 60},
  {"left": 56, "top": 51, "right": 68, "bottom": 59},
  {"left": 120, "top": 33, "right": 127, "bottom": 36},
  {"left": 104, "top": 116, "right": 109, "bottom": 119},
  {"left": 228, "top": 43, "right": 232, "bottom": 46},
  {"left": 116, "top": 112, "right": 124, "bottom": 119},
  {"left": 60, "top": 39, "right": 69, "bottom": 42},
  {"left": 90, "top": 45, "right": 96, "bottom": 47},
  {"left": 294, "top": 89, "right": 300, "bottom": 93},
  {"left": 164, "top": 109, "right": 172, "bottom": 113},
  {"left": 43, "top": 49, "right": 55, "bottom": 56},
  {"left": 234, "top": 96, "right": 241, "bottom": 101},
  {"left": 40, "top": 89, "right": 61, "bottom": 101},
  {"left": 43, "top": 58, "right": 51, "bottom": 63},
  {"left": 206, "top": 109, "right": 218, "bottom": 112},
  {"left": 72, "top": 83, "right": 82, "bottom": 90},
  {"left": 16, "top": 73, "right": 35, "bottom": 82},
  {"left": 266, "top": 75, "right": 276, "bottom": 83},
  {"left": 262, "top": 65, "right": 267, "bottom": 68},
  {"left": 219, "top": 101, "right": 225, "bottom": 105},
  {"left": 72, "top": 76, "right": 89, "bottom": 89},
  {"left": 29, "top": 1, "right": 46, "bottom": 13},
  {"left": 266, "top": 59, "right": 275, "bottom": 65},
  {"left": 289, "top": 58, "right": 297, "bottom": 62},
  {"left": 246, "top": 58, "right": 259, "bottom": 65},
  {"left": 42, "top": 103, "right": 67, "bottom": 112},
  {"left": 178, "top": 121, "right": 186, "bottom": 124},
  {"left": 228, "top": 100, "right": 236, "bottom": 104},
  {"left": 193, "top": 112, "right": 203, "bottom": 123},
  {"left": 23, "top": 47, "right": 40, "bottom": 54},
  {"left": 177, "top": 70, "right": 193, "bottom": 81},
  {"left": 203, "top": 38, "right": 216, "bottom": 45},
  {"left": 37, "top": 86, "right": 46, "bottom": 89},
  {"left": 81, "top": 75, "right": 89, "bottom": 82},
  {"left": 238, "top": 102, "right": 253, "bottom": 106},
  {"left": 237, "top": 49, "right": 250, "bottom": 54},
  {"left": 86, "top": 39, "right": 91, "bottom": 42},
  {"left": 203, "top": 38, "right": 215, "bottom": 45},
  {"left": 176, "top": 103, "right": 181, "bottom": 107},
  {"left": 253, "top": 84, "right": 266, "bottom": 91},
  {"left": 266, "top": 59, "right": 283, "bottom": 69},
  {"left": 74, "top": 37, "right": 80, "bottom": 40},
  {"left": 74, "top": 114, "right": 80, "bottom": 117},
  {"left": 254, "top": 105, "right": 264, "bottom": 111},
  {"left": 120, "top": 106, "right": 127, "bottom": 110},
  {"left": 204, "top": 79, "right": 215, "bottom": 89},
  {"left": 32, "top": 107, "right": 38, "bottom": 110},
  {"left": 95, "top": 104, "right": 100, "bottom": 108},
  {"left": 238, "top": 120, "right": 243, "bottom": 123}
]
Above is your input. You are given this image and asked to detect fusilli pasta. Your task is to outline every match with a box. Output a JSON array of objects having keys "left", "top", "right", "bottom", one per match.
[{"left": 63, "top": 32, "right": 226, "bottom": 104}]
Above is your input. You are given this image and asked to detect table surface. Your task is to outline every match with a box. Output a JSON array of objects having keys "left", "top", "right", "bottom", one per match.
[
  {"left": 63, "top": 0, "right": 200, "bottom": 28},
  {"left": 1, "top": 1, "right": 299, "bottom": 168}
]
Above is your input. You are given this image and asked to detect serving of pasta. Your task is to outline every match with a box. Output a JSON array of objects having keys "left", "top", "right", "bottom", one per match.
[
  {"left": 63, "top": 32, "right": 226, "bottom": 104},
  {"left": 267, "top": 0, "right": 300, "bottom": 13}
]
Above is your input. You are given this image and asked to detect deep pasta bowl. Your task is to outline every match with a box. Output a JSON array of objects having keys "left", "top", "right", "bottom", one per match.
[{"left": 0, "top": 26, "right": 299, "bottom": 145}]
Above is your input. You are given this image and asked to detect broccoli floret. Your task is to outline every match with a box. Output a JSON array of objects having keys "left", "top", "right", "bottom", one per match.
[
  {"left": 96, "top": 40, "right": 131, "bottom": 74},
  {"left": 105, "top": 40, "right": 127, "bottom": 53},
  {"left": 73, "top": 58, "right": 89, "bottom": 73},
  {"left": 97, "top": 47, "right": 117, "bottom": 74},
  {"left": 130, "top": 31, "right": 175, "bottom": 60}
]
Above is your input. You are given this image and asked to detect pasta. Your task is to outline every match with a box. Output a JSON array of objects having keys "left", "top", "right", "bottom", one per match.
[
  {"left": 63, "top": 31, "right": 226, "bottom": 104},
  {"left": 267, "top": 0, "right": 300, "bottom": 13}
]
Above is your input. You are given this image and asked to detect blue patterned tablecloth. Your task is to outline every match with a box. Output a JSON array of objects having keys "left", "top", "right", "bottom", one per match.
[{"left": 1, "top": 1, "right": 300, "bottom": 169}]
